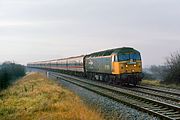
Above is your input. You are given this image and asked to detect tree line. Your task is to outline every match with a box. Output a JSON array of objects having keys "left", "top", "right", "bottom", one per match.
[
  {"left": 143, "top": 51, "right": 180, "bottom": 84},
  {"left": 0, "top": 62, "right": 25, "bottom": 90}
]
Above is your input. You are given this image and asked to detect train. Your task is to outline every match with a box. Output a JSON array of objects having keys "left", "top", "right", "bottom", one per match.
[{"left": 27, "top": 47, "right": 144, "bottom": 86}]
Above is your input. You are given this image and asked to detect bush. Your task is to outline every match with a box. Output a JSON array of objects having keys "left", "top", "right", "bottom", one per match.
[
  {"left": 0, "top": 62, "right": 25, "bottom": 90},
  {"left": 163, "top": 52, "right": 180, "bottom": 84}
]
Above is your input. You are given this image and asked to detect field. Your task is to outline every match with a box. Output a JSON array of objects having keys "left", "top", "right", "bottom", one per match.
[{"left": 0, "top": 73, "right": 104, "bottom": 120}]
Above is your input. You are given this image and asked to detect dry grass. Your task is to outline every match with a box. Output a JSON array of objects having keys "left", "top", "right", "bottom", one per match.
[
  {"left": 141, "top": 79, "right": 180, "bottom": 89},
  {"left": 0, "top": 73, "right": 104, "bottom": 120},
  {"left": 141, "top": 80, "right": 160, "bottom": 86}
]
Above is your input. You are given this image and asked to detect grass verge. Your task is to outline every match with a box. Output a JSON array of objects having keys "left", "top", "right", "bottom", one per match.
[
  {"left": 0, "top": 73, "right": 104, "bottom": 120},
  {"left": 141, "top": 79, "right": 180, "bottom": 90}
]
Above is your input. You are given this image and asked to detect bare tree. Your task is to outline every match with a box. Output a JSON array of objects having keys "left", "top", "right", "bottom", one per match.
[{"left": 163, "top": 51, "right": 180, "bottom": 83}]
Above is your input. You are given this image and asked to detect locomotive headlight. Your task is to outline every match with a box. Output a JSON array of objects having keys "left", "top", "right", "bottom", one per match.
[
  {"left": 134, "top": 65, "right": 137, "bottom": 67},
  {"left": 126, "top": 65, "right": 128, "bottom": 67},
  {"left": 132, "top": 70, "right": 135, "bottom": 72}
]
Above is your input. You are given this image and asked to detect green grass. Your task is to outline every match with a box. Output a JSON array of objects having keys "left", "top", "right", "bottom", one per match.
[{"left": 0, "top": 73, "right": 104, "bottom": 120}]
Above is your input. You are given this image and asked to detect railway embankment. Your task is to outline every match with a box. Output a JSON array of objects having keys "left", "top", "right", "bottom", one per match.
[{"left": 0, "top": 73, "right": 103, "bottom": 120}]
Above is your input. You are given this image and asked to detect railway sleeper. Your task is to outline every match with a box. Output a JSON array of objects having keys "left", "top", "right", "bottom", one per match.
[
  {"left": 144, "top": 102, "right": 153, "bottom": 105},
  {"left": 142, "top": 106, "right": 159, "bottom": 110},
  {"left": 148, "top": 106, "right": 164, "bottom": 110},
  {"left": 174, "top": 117, "right": 180, "bottom": 120},
  {"left": 131, "top": 97, "right": 140, "bottom": 101},
  {"left": 159, "top": 107, "right": 170, "bottom": 111},
  {"left": 158, "top": 111, "right": 173, "bottom": 114},
  {"left": 136, "top": 98, "right": 144, "bottom": 101},
  {"left": 152, "top": 109, "right": 166, "bottom": 114},
  {"left": 164, "top": 112, "right": 180, "bottom": 115},
  {"left": 152, "top": 104, "right": 160, "bottom": 107},
  {"left": 143, "top": 101, "right": 152, "bottom": 104},
  {"left": 152, "top": 108, "right": 169, "bottom": 112},
  {"left": 144, "top": 105, "right": 157, "bottom": 109},
  {"left": 167, "top": 114, "right": 180, "bottom": 117},
  {"left": 162, "top": 110, "right": 177, "bottom": 113}
]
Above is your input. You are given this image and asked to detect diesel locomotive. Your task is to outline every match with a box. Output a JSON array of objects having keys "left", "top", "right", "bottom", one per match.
[{"left": 27, "top": 47, "right": 143, "bottom": 86}]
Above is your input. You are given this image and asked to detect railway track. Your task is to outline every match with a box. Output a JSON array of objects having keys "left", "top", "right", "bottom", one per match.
[
  {"left": 136, "top": 85, "right": 180, "bottom": 96},
  {"left": 49, "top": 72, "right": 180, "bottom": 120},
  {"left": 122, "top": 86, "right": 180, "bottom": 104}
]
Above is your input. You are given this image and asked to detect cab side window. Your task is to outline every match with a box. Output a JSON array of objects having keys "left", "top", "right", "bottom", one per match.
[
  {"left": 115, "top": 56, "right": 118, "bottom": 62},
  {"left": 112, "top": 55, "right": 118, "bottom": 62}
]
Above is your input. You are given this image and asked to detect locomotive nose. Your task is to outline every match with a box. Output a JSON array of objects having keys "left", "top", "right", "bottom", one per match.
[{"left": 124, "top": 63, "right": 137, "bottom": 73}]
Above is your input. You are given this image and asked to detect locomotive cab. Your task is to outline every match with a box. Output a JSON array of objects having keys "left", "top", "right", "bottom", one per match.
[{"left": 112, "top": 49, "right": 143, "bottom": 85}]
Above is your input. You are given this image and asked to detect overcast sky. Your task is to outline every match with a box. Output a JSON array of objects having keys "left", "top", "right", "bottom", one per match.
[{"left": 0, "top": 0, "right": 180, "bottom": 66}]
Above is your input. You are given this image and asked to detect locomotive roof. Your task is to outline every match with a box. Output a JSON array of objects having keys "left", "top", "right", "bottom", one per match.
[{"left": 87, "top": 47, "right": 140, "bottom": 57}]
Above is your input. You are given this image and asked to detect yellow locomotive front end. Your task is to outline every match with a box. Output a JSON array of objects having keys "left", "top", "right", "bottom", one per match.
[{"left": 111, "top": 50, "right": 143, "bottom": 85}]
